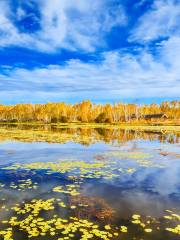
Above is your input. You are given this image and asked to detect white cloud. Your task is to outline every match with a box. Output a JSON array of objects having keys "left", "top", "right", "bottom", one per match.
[
  {"left": 0, "top": 0, "right": 126, "bottom": 52},
  {"left": 0, "top": 39, "right": 179, "bottom": 102},
  {"left": 0, "top": 0, "right": 179, "bottom": 103},
  {"left": 130, "top": 0, "right": 180, "bottom": 42}
]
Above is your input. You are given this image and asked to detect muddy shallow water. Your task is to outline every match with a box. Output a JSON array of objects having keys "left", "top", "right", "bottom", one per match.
[{"left": 0, "top": 126, "right": 179, "bottom": 240}]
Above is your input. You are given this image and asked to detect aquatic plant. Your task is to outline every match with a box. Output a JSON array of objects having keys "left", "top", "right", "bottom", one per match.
[{"left": 70, "top": 195, "right": 114, "bottom": 222}]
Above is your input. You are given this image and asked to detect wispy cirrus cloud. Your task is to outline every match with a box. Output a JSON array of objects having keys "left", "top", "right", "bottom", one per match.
[
  {"left": 130, "top": 0, "right": 180, "bottom": 42},
  {"left": 0, "top": 0, "right": 126, "bottom": 52}
]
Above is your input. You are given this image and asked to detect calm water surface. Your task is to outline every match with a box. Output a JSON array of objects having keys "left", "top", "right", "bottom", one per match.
[{"left": 0, "top": 126, "right": 179, "bottom": 240}]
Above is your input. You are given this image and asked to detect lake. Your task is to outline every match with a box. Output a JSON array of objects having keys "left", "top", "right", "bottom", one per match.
[{"left": 0, "top": 125, "right": 179, "bottom": 240}]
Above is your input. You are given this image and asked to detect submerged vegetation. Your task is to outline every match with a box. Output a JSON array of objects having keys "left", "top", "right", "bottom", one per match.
[
  {"left": 0, "top": 100, "right": 179, "bottom": 124},
  {"left": 0, "top": 148, "right": 180, "bottom": 239},
  {"left": 1, "top": 194, "right": 179, "bottom": 239}
]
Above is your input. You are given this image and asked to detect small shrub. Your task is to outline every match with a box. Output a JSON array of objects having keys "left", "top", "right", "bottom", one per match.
[
  {"left": 95, "top": 113, "right": 107, "bottom": 123},
  {"left": 60, "top": 116, "right": 68, "bottom": 123},
  {"left": 10, "top": 119, "right": 18, "bottom": 123}
]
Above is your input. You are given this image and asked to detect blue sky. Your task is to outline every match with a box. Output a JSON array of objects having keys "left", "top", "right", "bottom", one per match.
[{"left": 0, "top": 0, "right": 179, "bottom": 104}]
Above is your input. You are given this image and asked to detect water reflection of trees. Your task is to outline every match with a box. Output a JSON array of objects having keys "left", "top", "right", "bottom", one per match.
[{"left": 0, "top": 125, "right": 179, "bottom": 145}]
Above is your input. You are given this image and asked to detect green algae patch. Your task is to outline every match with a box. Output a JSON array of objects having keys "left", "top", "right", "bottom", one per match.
[
  {"left": 3, "top": 160, "right": 119, "bottom": 180},
  {"left": 10, "top": 179, "right": 38, "bottom": 191},
  {"left": 53, "top": 184, "right": 80, "bottom": 196},
  {"left": 105, "top": 151, "right": 153, "bottom": 159}
]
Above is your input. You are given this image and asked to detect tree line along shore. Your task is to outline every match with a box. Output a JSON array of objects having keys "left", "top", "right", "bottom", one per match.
[{"left": 0, "top": 100, "right": 179, "bottom": 124}]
